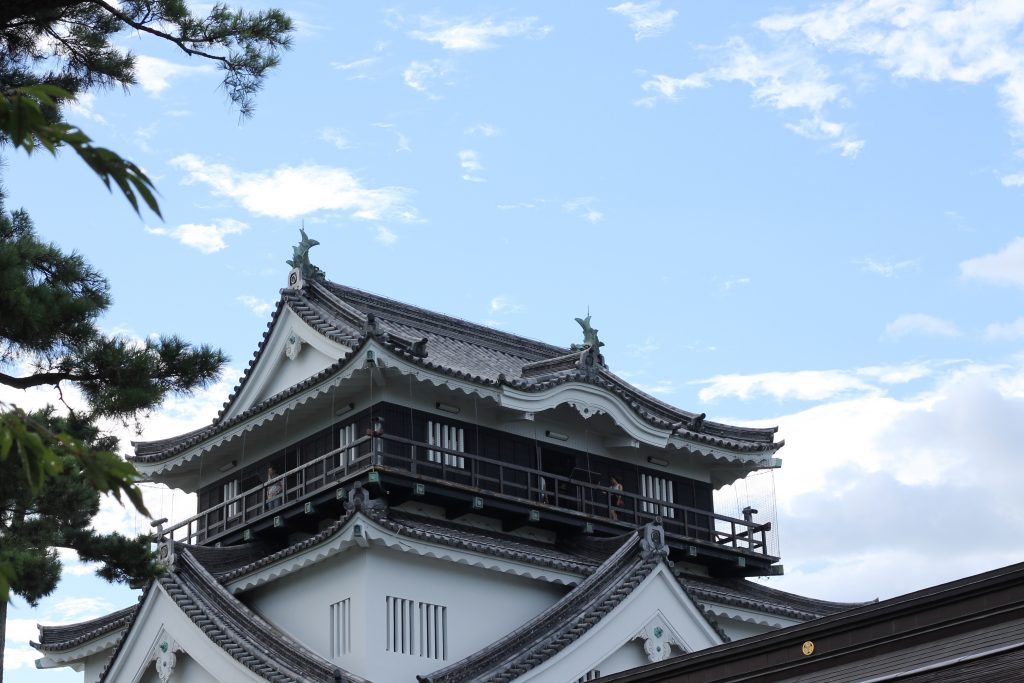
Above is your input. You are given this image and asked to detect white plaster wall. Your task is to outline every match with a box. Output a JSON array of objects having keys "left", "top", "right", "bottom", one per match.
[
  {"left": 594, "top": 639, "right": 650, "bottom": 678},
  {"left": 135, "top": 654, "right": 219, "bottom": 683},
  {"left": 83, "top": 651, "right": 112, "bottom": 683},
  {"left": 241, "top": 541, "right": 567, "bottom": 682}
]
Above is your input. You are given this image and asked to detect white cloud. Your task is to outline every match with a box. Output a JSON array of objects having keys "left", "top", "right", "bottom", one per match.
[
  {"left": 320, "top": 128, "right": 351, "bottom": 150},
  {"left": 375, "top": 226, "right": 398, "bottom": 246},
  {"left": 134, "top": 55, "right": 214, "bottom": 95},
  {"left": 960, "top": 236, "right": 1024, "bottom": 288},
  {"left": 489, "top": 296, "right": 522, "bottom": 315},
  {"left": 634, "top": 380, "right": 675, "bottom": 395},
  {"left": 171, "top": 154, "right": 418, "bottom": 222},
  {"left": 374, "top": 123, "right": 412, "bottom": 152},
  {"left": 237, "top": 295, "right": 273, "bottom": 316},
  {"left": 884, "top": 313, "right": 960, "bottom": 340},
  {"left": 459, "top": 149, "right": 485, "bottom": 182},
  {"left": 723, "top": 277, "right": 751, "bottom": 290},
  {"left": 639, "top": 37, "right": 863, "bottom": 155},
  {"left": 985, "top": 317, "right": 1024, "bottom": 340},
  {"left": 642, "top": 2, "right": 1024, "bottom": 158},
  {"left": 747, "top": 362, "right": 1024, "bottom": 601},
  {"left": 410, "top": 17, "right": 551, "bottom": 51},
  {"left": 1002, "top": 173, "right": 1024, "bottom": 187},
  {"left": 609, "top": 1, "right": 677, "bottom": 40},
  {"left": 65, "top": 92, "right": 106, "bottom": 124},
  {"left": 697, "top": 369, "right": 880, "bottom": 402},
  {"left": 563, "top": 196, "right": 604, "bottom": 223},
  {"left": 331, "top": 57, "right": 378, "bottom": 70},
  {"left": 145, "top": 218, "right": 249, "bottom": 254},
  {"left": 466, "top": 123, "right": 501, "bottom": 137},
  {"left": 627, "top": 337, "right": 660, "bottom": 356},
  {"left": 857, "top": 257, "right": 919, "bottom": 277},
  {"left": 403, "top": 59, "right": 453, "bottom": 97}
]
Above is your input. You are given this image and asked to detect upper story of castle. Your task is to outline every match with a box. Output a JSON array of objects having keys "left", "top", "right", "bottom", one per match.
[{"left": 132, "top": 232, "right": 784, "bottom": 577}]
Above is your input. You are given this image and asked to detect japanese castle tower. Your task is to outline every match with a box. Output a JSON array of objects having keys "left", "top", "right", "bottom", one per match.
[{"left": 34, "top": 234, "right": 864, "bottom": 682}]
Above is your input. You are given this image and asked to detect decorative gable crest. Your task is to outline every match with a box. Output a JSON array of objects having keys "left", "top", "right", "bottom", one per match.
[{"left": 634, "top": 613, "right": 685, "bottom": 663}]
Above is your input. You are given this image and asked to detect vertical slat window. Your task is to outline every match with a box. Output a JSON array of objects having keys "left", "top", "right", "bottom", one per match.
[
  {"left": 640, "top": 474, "right": 675, "bottom": 519},
  {"left": 330, "top": 598, "right": 351, "bottom": 657},
  {"left": 578, "top": 670, "right": 601, "bottom": 682},
  {"left": 427, "top": 421, "right": 465, "bottom": 469},
  {"left": 339, "top": 423, "right": 358, "bottom": 464},
  {"left": 223, "top": 480, "right": 240, "bottom": 517},
  {"left": 386, "top": 596, "right": 447, "bottom": 660}
]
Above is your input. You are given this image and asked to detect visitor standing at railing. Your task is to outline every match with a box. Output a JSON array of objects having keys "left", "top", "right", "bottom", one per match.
[
  {"left": 265, "top": 466, "right": 283, "bottom": 510},
  {"left": 609, "top": 475, "right": 625, "bottom": 521}
]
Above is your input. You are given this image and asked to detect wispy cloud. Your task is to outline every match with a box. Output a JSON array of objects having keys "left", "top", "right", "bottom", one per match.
[
  {"left": 145, "top": 218, "right": 249, "bottom": 254},
  {"left": 489, "top": 295, "right": 522, "bottom": 315},
  {"left": 563, "top": 196, "right": 603, "bottom": 223},
  {"left": 331, "top": 57, "right": 378, "bottom": 70},
  {"left": 627, "top": 337, "right": 659, "bottom": 356},
  {"left": 696, "top": 362, "right": 937, "bottom": 403},
  {"left": 403, "top": 59, "right": 453, "bottom": 97},
  {"left": 466, "top": 123, "right": 501, "bottom": 137},
  {"left": 857, "top": 257, "right": 919, "bottom": 278},
  {"left": 634, "top": 380, "right": 675, "bottom": 395},
  {"left": 373, "top": 123, "right": 411, "bottom": 152},
  {"left": 608, "top": 1, "right": 677, "bottom": 40},
  {"left": 134, "top": 55, "right": 214, "bottom": 95},
  {"left": 884, "top": 314, "right": 960, "bottom": 340},
  {"left": 655, "top": 1, "right": 1024, "bottom": 161},
  {"left": 960, "top": 237, "right": 1024, "bottom": 289},
  {"left": 237, "top": 295, "right": 273, "bottom": 316},
  {"left": 638, "top": 37, "right": 863, "bottom": 155},
  {"left": 375, "top": 226, "right": 398, "bottom": 246},
  {"left": 320, "top": 128, "right": 351, "bottom": 150},
  {"left": 723, "top": 277, "right": 751, "bottom": 290},
  {"left": 65, "top": 92, "right": 106, "bottom": 124},
  {"left": 171, "top": 154, "right": 418, "bottom": 222},
  {"left": 985, "top": 317, "right": 1024, "bottom": 341},
  {"left": 409, "top": 16, "right": 551, "bottom": 51},
  {"left": 459, "top": 149, "right": 485, "bottom": 182}
]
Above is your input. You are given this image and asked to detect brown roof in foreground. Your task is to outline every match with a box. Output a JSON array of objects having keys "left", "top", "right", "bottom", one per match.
[{"left": 599, "top": 559, "right": 1024, "bottom": 683}]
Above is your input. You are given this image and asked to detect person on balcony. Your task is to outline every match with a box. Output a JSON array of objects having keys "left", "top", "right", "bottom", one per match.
[
  {"left": 265, "top": 466, "right": 283, "bottom": 511},
  {"left": 609, "top": 475, "right": 625, "bottom": 520}
]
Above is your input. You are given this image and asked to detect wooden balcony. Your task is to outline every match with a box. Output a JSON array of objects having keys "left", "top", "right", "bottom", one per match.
[{"left": 159, "top": 435, "right": 779, "bottom": 576}]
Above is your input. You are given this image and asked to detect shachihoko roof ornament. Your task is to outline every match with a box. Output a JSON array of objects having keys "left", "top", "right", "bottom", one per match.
[
  {"left": 286, "top": 228, "right": 325, "bottom": 286},
  {"left": 571, "top": 314, "right": 604, "bottom": 352}
]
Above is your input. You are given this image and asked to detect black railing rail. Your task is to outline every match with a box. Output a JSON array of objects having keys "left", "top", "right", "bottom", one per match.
[{"left": 159, "top": 434, "right": 773, "bottom": 556}]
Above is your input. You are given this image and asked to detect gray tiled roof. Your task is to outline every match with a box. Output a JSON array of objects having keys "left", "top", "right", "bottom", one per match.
[
  {"left": 33, "top": 604, "right": 137, "bottom": 652},
  {"left": 216, "top": 507, "right": 603, "bottom": 585},
  {"left": 83, "top": 546, "right": 367, "bottom": 683},
  {"left": 133, "top": 278, "right": 778, "bottom": 463},
  {"left": 679, "top": 573, "right": 874, "bottom": 622},
  {"left": 418, "top": 530, "right": 660, "bottom": 683}
]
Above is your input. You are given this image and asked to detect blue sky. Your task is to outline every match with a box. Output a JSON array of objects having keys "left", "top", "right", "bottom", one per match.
[{"left": 6, "top": 1, "right": 1024, "bottom": 678}]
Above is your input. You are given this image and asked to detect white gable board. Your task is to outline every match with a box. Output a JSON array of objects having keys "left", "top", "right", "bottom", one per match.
[
  {"left": 513, "top": 563, "right": 724, "bottom": 683},
  {"left": 101, "top": 585, "right": 267, "bottom": 683},
  {"left": 222, "top": 306, "right": 351, "bottom": 422}
]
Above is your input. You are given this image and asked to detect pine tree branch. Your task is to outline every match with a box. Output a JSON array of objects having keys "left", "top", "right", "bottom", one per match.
[
  {"left": 86, "top": 0, "right": 233, "bottom": 68},
  {"left": 0, "top": 370, "right": 80, "bottom": 389}
]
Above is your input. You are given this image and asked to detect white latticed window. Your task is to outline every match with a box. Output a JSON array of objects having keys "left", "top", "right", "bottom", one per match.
[
  {"left": 339, "top": 423, "right": 358, "bottom": 464},
  {"left": 223, "top": 480, "right": 240, "bottom": 517},
  {"left": 640, "top": 474, "right": 675, "bottom": 518},
  {"left": 577, "top": 670, "right": 601, "bottom": 682},
  {"left": 385, "top": 596, "right": 447, "bottom": 660},
  {"left": 330, "top": 598, "right": 351, "bottom": 657},
  {"left": 427, "top": 421, "right": 465, "bottom": 469}
]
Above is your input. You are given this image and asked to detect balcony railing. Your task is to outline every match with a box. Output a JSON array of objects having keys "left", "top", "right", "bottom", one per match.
[{"left": 159, "top": 434, "right": 773, "bottom": 558}]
